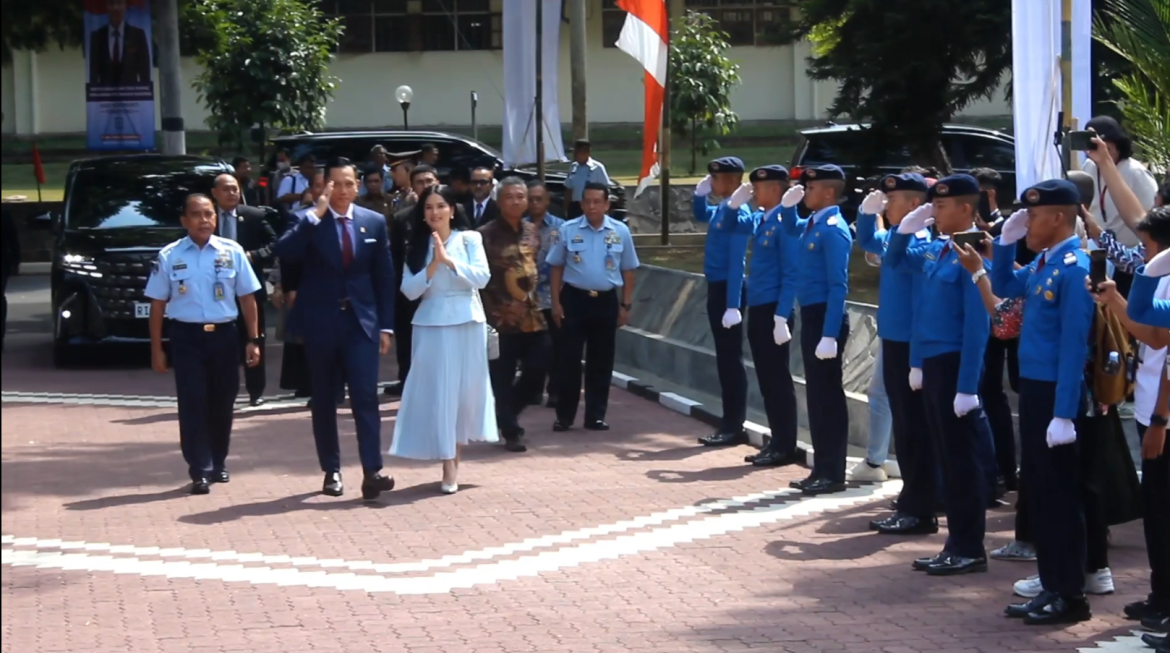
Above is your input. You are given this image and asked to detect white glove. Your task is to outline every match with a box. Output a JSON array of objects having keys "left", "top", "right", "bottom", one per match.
[
  {"left": 814, "top": 337, "right": 837, "bottom": 360},
  {"left": 860, "top": 190, "right": 887, "bottom": 216},
  {"left": 897, "top": 203, "right": 935, "bottom": 234},
  {"left": 728, "top": 183, "right": 754, "bottom": 209},
  {"left": 694, "top": 175, "right": 713, "bottom": 197},
  {"left": 953, "top": 393, "right": 980, "bottom": 417},
  {"left": 908, "top": 368, "right": 923, "bottom": 391},
  {"left": 1046, "top": 417, "right": 1077, "bottom": 448},
  {"left": 1146, "top": 248, "right": 1170, "bottom": 277},
  {"left": 721, "top": 308, "right": 742, "bottom": 329},
  {"left": 773, "top": 316, "right": 792, "bottom": 346},
  {"left": 781, "top": 184, "right": 805, "bottom": 209},
  {"left": 999, "top": 209, "right": 1030, "bottom": 245}
]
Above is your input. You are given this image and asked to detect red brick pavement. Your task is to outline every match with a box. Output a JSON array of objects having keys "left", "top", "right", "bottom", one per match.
[{"left": 0, "top": 344, "right": 1156, "bottom": 653}]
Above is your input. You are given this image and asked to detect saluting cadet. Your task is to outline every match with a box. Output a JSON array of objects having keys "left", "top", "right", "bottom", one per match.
[
  {"left": 548, "top": 182, "right": 640, "bottom": 430},
  {"left": 777, "top": 165, "right": 852, "bottom": 495},
  {"left": 886, "top": 173, "right": 992, "bottom": 576},
  {"left": 145, "top": 194, "right": 263, "bottom": 495},
  {"left": 693, "top": 157, "right": 757, "bottom": 447},
  {"left": 729, "top": 165, "right": 803, "bottom": 468},
  {"left": 855, "top": 173, "right": 938, "bottom": 534},
  {"left": 991, "top": 179, "right": 1096, "bottom": 624}
]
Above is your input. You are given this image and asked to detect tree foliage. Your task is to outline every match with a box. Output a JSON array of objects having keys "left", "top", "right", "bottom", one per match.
[
  {"left": 668, "top": 10, "right": 742, "bottom": 174},
  {"left": 1093, "top": 0, "right": 1170, "bottom": 172},
  {"left": 787, "top": 0, "right": 1012, "bottom": 173},
  {"left": 190, "top": 0, "right": 342, "bottom": 152}
]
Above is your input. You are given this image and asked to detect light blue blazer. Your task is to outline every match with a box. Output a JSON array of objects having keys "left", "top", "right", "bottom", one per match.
[{"left": 401, "top": 230, "right": 491, "bottom": 326}]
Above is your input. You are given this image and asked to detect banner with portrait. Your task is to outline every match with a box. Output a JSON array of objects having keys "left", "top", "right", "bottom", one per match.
[{"left": 84, "top": 0, "right": 156, "bottom": 151}]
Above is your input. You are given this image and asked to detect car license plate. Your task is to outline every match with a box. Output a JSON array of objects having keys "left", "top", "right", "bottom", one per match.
[{"left": 134, "top": 302, "right": 151, "bottom": 319}]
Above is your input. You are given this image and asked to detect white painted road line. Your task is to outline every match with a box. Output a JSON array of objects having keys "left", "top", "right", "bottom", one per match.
[
  {"left": 3, "top": 481, "right": 900, "bottom": 595},
  {"left": 2, "top": 485, "right": 808, "bottom": 574},
  {"left": 1076, "top": 632, "right": 1153, "bottom": 652}
]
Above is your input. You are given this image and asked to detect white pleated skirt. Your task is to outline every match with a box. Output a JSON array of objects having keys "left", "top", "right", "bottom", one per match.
[{"left": 390, "top": 321, "right": 499, "bottom": 460}]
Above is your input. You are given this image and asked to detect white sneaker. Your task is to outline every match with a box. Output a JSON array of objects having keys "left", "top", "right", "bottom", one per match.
[
  {"left": 1119, "top": 402, "right": 1136, "bottom": 419},
  {"left": 991, "top": 541, "right": 1037, "bottom": 561},
  {"left": 848, "top": 461, "right": 888, "bottom": 482},
  {"left": 882, "top": 460, "right": 902, "bottom": 479},
  {"left": 1086, "top": 568, "right": 1115, "bottom": 595},
  {"left": 1013, "top": 575, "right": 1043, "bottom": 598}
]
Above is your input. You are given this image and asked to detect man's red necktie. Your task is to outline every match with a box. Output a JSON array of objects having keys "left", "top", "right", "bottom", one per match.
[{"left": 339, "top": 218, "right": 354, "bottom": 268}]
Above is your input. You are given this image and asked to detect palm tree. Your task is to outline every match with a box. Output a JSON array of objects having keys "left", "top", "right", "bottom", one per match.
[{"left": 1093, "top": 0, "right": 1170, "bottom": 174}]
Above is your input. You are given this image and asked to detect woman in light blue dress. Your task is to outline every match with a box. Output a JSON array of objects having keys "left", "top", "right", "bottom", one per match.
[{"left": 391, "top": 185, "right": 498, "bottom": 494}]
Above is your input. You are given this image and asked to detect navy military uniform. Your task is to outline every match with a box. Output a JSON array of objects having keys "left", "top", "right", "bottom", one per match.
[
  {"left": 546, "top": 214, "right": 640, "bottom": 427},
  {"left": 886, "top": 173, "right": 993, "bottom": 575},
  {"left": 992, "top": 179, "right": 1095, "bottom": 624},
  {"left": 779, "top": 165, "right": 852, "bottom": 493},
  {"left": 144, "top": 235, "right": 262, "bottom": 489},
  {"left": 856, "top": 173, "right": 938, "bottom": 533},
  {"left": 693, "top": 157, "right": 758, "bottom": 446},
  {"left": 739, "top": 165, "right": 803, "bottom": 467}
]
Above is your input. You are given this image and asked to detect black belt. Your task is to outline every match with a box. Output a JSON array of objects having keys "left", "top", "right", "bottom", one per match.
[
  {"left": 171, "top": 321, "right": 234, "bottom": 333},
  {"left": 339, "top": 298, "right": 352, "bottom": 310},
  {"left": 566, "top": 285, "right": 616, "bottom": 298}
]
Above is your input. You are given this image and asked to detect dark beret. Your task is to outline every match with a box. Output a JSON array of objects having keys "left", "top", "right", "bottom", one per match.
[
  {"left": 927, "top": 174, "right": 981, "bottom": 200},
  {"left": 750, "top": 165, "right": 789, "bottom": 182},
  {"left": 707, "top": 157, "right": 745, "bottom": 174},
  {"left": 1085, "top": 116, "right": 1127, "bottom": 142},
  {"left": 801, "top": 164, "right": 845, "bottom": 182},
  {"left": 1020, "top": 178, "right": 1081, "bottom": 207},
  {"left": 880, "top": 173, "right": 929, "bottom": 193}
]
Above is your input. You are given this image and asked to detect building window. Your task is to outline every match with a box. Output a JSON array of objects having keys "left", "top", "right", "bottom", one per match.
[
  {"left": 681, "top": 0, "right": 794, "bottom": 47},
  {"left": 322, "top": 0, "right": 501, "bottom": 53},
  {"left": 601, "top": 0, "right": 626, "bottom": 49}
]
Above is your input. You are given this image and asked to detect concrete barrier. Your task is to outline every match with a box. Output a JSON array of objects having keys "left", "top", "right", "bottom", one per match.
[{"left": 616, "top": 264, "right": 880, "bottom": 452}]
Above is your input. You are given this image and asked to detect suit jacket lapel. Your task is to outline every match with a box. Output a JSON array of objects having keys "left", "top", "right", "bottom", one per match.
[{"left": 316, "top": 213, "right": 343, "bottom": 269}]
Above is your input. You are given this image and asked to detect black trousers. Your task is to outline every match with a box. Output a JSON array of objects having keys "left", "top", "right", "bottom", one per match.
[
  {"left": 540, "top": 308, "right": 562, "bottom": 398},
  {"left": 707, "top": 281, "right": 748, "bottom": 434},
  {"left": 747, "top": 304, "right": 797, "bottom": 454},
  {"left": 982, "top": 336, "right": 1018, "bottom": 486},
  {"left": 1114, "top": 269, "right": 1135, "bottom": 299},
  {"left": 556, "top": 286, "right": 619, "bottom": 425},
  {"left": 1018, "top": 378, "right": 1086, "bottom": 596},
  {"left": 170, "top": 321, "right": 240, "bottom": 481},
  {"left": 1137, "top": 423, "right": 1170, "bottom": 611},
  {"left": 922, "top": 352, "right": 988, "bottom": 559},
  {"left": 394, "top": 295, "right": 419, "bottom": 383},
  {"left": 799, "top": 302, "right": 850, "bottom": 483},
  {"left": 235, "top": 301, "right": 266, "bottom": 400},
  {"left": 883, "top": 339, "right": 937, "bottom": 519},
  {"left": 490, "top": 330, "right": 550, "bottom": 438},
  {"left": 1078, "top": 413, "right": 1113, "bottom": 573}
]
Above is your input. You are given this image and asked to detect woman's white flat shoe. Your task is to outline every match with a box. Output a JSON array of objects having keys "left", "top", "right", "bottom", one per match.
[{"left": 440, "top": 483, "right": 459, "bottom": 494}]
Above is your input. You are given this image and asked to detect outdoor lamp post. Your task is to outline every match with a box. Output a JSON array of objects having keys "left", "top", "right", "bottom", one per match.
[{"left": 396, "top": 85, "right": 413, "bottom": 130}]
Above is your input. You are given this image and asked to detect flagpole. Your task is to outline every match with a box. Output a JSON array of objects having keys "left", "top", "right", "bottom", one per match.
[
  {"left": 1060, "top": 0, "right": 1076, "bottom": 172},
  {"left": 535, "top": 0, "right": 547, "bottom": 183},
  {"left": 658, "top": 2, "right": 670, "bottom": 245}
]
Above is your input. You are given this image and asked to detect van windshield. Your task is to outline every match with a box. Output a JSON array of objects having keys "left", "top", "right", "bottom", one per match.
[{"left": 67, "top": 161, "right": 225, "bottom": 230}]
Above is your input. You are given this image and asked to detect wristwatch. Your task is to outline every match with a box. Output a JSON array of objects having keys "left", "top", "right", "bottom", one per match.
[
  {"left": 249, "top": 334, "right": 265, "bottom": 345},
  {"left": 1149, "top": 414, "right": 1168, "bottom": 427},
  {"left": 971, "top": 269, "right": 988, "bottom": 284}
]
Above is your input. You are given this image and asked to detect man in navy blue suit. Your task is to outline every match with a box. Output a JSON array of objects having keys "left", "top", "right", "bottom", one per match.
[{"left": 275, "top": 157, "right": 397, "bottom": 500}]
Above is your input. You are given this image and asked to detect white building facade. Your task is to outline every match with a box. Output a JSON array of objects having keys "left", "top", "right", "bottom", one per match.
[{"left": 1, "top": 0, "right": 1009, "bottom": 137}]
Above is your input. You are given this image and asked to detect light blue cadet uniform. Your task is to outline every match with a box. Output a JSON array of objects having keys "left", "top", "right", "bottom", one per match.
[
  {"left": 856, "top": 172, "right": 939, "bottom": 531},
  {"left": 144, "top": 234, "right": 261, "bottom": 487},
  {"left": 778, "top": 164, "right": 853, "bottom": 489},
  {"left": 885, "top": 173, "right": 992, "bottom": 569},
  {"left": 991, "top": 178, "right": 1095, "bottom": 609},
  {"left": 741, "top": 164, "right": 802, "bottom": 464},
  {"left": 546, "top": 213, "right": 639, "bottom": 429},
  {"left": 1129, "top": 264, "right": 1170, "bottom": 328},
  {"left": 692, "top": 156, "right": 757, "bottom": 443}
]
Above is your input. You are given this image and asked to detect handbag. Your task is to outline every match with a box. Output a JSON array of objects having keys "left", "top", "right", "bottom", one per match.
[{"left": 457, "top": 231, "right": 501, "bottom": 360}]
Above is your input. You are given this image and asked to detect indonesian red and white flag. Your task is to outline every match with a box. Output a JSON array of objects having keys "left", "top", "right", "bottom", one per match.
[{"left": 615, "top": 0, "right": 668, "bottom": 198}]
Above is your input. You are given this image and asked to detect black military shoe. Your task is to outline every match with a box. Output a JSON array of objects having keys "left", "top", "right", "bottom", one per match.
[
  {"left": 361, "top": 472, "right": 395, "bottom": 501},
  {"left": 190, "top": 478, "right": 211, "bottom": 495},
  {"left": 698, "top": 430, "right": 748, "bottom": 447},
  {"left": 801, "top": 478, "right": 846, "bottom": 496},
  {"left": 322, "top": 472, "right": 344, "bottom": 497},
  {"left": 211, "top": 469, "right": 230, "bottom": 484},
  {"left": 1005, "top": 591, "right": 1056, "bottom": 618},
  {"left": 1023, "top": 594, "right": 1091, "bottom": 625},
  {"left": 1142, "top": 634, "right": 1168, "bottom": 649},
  {"left": 874, "top": 514, "right": 939, "bottom": 535},
  {"left": 912, "top": 551, "right": 948, "bottom": 572},
  {"left": 552, "top": 420, "right": 571, "bottom": 432},
  {"left": 1123, "top": 599, "right": 1162, "bottom": 621},
  {"left": 584, "top": 420, "right": 610, "bottom": 431},
  {"left": 748, "top": 449, "right": 802, "bottom": 467},
  {"left": 249, "top": 397, "right": 265, "bottom": 407},
  {"left": 924, "top": 553, "right": 988, "bottom": 576},
  {"left": 1142, "top": 614, "right": 1170, "bottom": 632},
  {"left": 789, "top": 475, "right": 815, "bottom": 490}
]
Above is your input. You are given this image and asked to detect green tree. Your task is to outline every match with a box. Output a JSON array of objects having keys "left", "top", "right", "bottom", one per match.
[
  {"left": 1094, "top": 0, "right": 1170, "bottom": 172},
  {"left": 669, "top": 10, "right": 742, "bottom": 174},
  {"left": 786, "top": 0, "right": 1012, "bottom": 173},
  {"left": 190, "top": 0, "right": 342, "bottom": 154}
]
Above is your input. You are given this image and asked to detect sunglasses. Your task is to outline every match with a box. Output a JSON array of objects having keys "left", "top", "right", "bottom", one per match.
[{"left": 471, "top": 179, "right": 492, "bottom": 186}]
